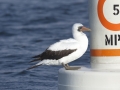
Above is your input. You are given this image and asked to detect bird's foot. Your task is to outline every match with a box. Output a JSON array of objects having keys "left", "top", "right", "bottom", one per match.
[
  {"left": 62, "top": 63, "right": 80, "bottom": 70},
  {"left": 65, "top": 66, "right": 81, "bottom": 70}
]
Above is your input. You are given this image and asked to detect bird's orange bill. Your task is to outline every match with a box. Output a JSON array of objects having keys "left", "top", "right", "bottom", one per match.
[{"left": 82, "top": 26, "right": 91, "bottom": 31}]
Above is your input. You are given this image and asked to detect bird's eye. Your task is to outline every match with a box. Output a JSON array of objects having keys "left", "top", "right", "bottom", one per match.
[{"left": 78, "top": 26, "right": 83, "bottom": 31}]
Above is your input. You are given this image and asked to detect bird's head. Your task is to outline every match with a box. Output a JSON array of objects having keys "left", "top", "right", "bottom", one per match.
[
  {"left": 72, "top": 23, "right": 91, "bottom": 33},
  {"left": 72, "top": 23, "right": 91, "bottom": 41}
]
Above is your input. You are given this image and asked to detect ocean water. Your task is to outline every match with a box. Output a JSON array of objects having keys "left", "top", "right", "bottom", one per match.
[{"left": 0, "top": 0, "right": 90, "bottom": 90}]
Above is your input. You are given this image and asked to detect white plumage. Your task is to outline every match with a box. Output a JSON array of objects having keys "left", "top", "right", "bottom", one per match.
[
  {"left": 27, "top": 23, "right": 90, "bottom": 70},
  {"left": 48, "top": 38, "right": 80, "bottom": 51}
]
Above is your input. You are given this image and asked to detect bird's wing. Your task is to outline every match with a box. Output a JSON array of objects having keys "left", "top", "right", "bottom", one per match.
[
  {"left": 31, "top": 49, "right": 77, "bottom": 62},
  {"left": 48, "top": 38, "right": 80, "bottom": 51},
  {"left": 31, "top": 38, "right": 79, "bottom": 62}
]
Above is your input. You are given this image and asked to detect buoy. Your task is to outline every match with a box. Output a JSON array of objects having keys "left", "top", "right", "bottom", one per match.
[
  {"left": 58, "top": 66, "right": 120, "bottom": 90},
  {"left": 58, "top": 0, "right": 120, "bottom": 90},
  {"left": 90, "top": 0, "right": 120, "bottom": 70}
]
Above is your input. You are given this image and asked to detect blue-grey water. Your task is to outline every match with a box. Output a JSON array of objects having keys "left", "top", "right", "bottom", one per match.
[{"left": 0, "top": 0, "right": 90, "bottom": 90}]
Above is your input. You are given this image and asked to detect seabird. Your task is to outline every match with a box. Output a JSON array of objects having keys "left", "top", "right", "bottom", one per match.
[{"left": 27, "top": 23, "right": 91, "bottom": 70}]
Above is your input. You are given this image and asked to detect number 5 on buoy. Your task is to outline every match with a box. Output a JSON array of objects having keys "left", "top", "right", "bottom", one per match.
[{"left": 98, "top": 0, "right": 120, "bottom": 31}]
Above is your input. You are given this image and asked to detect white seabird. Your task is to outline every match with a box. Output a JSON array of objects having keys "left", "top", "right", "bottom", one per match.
[{"left": 27, "top": 23, "right": 91, "bottom": 70}]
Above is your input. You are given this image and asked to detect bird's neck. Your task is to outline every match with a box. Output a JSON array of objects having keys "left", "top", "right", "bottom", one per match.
[
  {"left": 73, "top": 32, "right": 86, "bottom": 41},
  {"left": 73, "top": 32, "right": 88, "bottom": 54}
]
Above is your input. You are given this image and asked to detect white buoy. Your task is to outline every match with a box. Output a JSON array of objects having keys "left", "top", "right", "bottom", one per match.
[
  {"left": 58, "top": 66, "right": 120, "bottom": 90},
  {"left": 90, "top": 0, "right": 120, "bottom": 70},
  {"left": 58, "top": 0, "right": 120, "bottom": 90}
]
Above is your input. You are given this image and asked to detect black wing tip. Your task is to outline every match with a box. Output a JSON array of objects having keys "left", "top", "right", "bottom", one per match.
[
  {"left": 32, "top": 54, "right": 41, "bottom": 58},
  {"left": 30, "top": 54, "right": 42, "bottom": 62},
  {"left": 26, "top": 66, "right": 35, "bottom": 70},
  {"left": 30, "top": 58, "right": 41, "bottom": 63},
  {"left": 30, "top": 59, "right": 38, "bottom": 62},
  {"left": 32, "top": 56, "right": 37, "bottom": 58},
  {"left": 26, "top": 64, "right": 42, "bottom": 70}
]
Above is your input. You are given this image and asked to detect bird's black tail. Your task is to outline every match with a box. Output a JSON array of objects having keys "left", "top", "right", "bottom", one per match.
[
  {"left": 26, "top": 64, "right": 42, "bottom": 70},
  {"left": 30, "top": 58, "right": 41, "bottom": 62}
]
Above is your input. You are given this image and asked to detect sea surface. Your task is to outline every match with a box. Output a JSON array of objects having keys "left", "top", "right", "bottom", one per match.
[{"left": 0, "top": 0, "right": 90, "bottom": 90}]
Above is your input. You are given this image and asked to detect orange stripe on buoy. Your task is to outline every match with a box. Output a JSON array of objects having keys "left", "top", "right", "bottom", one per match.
[{"left": 91, "top": 49, "right": 120, "bottom": 56}]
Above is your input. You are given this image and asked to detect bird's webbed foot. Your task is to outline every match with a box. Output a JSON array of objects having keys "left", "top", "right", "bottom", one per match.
[{"left": 62, "top": 63, "right": 81, "bottom": 70}]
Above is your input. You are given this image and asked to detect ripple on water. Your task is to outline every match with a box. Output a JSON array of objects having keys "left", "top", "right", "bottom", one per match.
[{"left": 0, "top": 0, "right": 89, "bottom": 90}]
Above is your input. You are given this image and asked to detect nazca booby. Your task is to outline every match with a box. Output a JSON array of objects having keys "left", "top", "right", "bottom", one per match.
[{"left": 27, "top": 23, "right": 91, "bottom": 70}]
